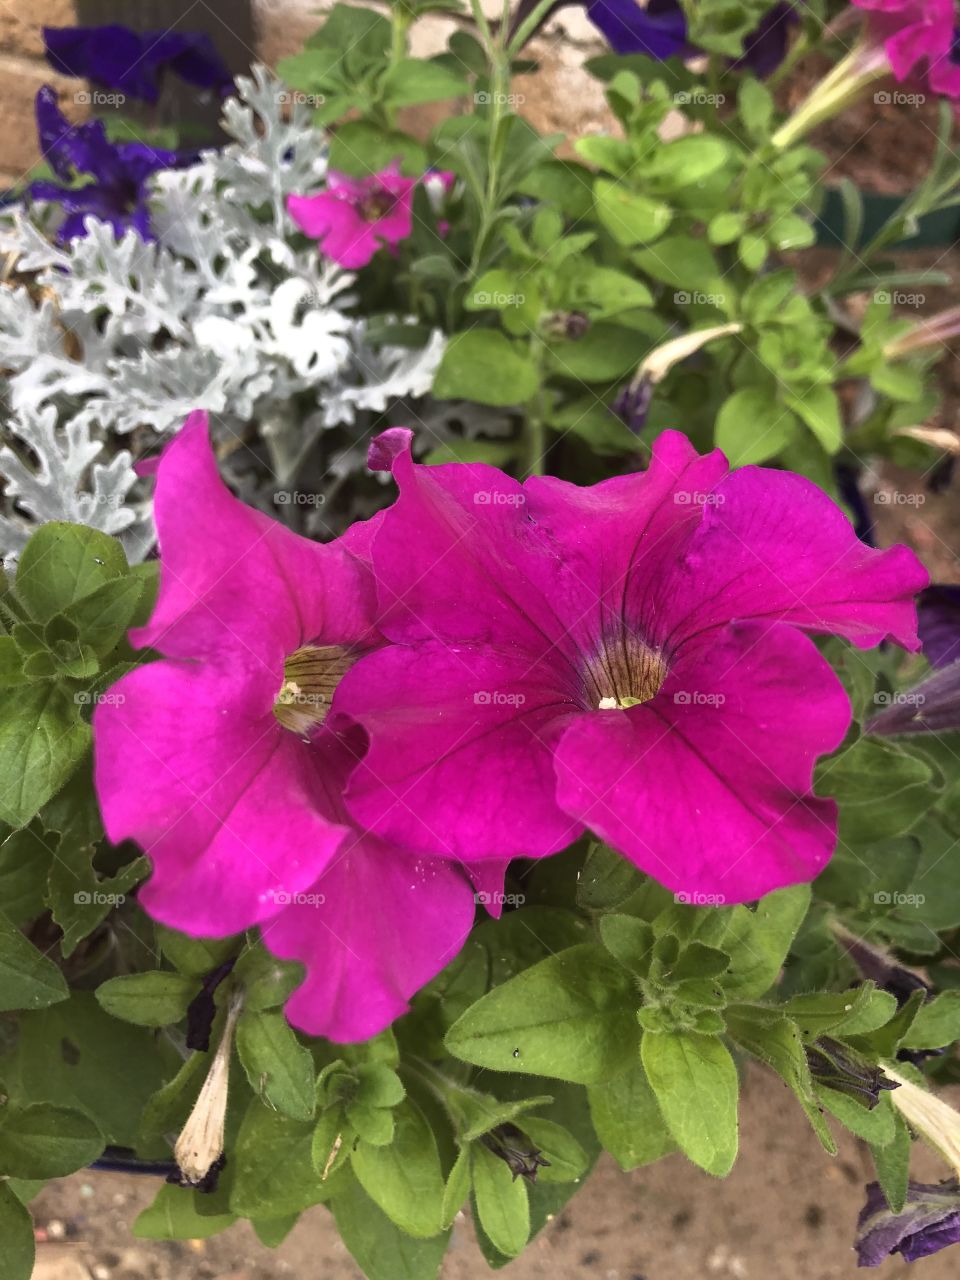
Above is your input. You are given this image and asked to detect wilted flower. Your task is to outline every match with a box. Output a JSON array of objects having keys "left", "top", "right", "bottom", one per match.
[
  {"left": 25, "top": 86, "right": 190, "bottom": 241},
  {"left": 288, "top": 166, "right": 416, "bottom": 269},
  {"left": 481, "top": 1123, "right": 551, "bottom": 1183},
  {"left": 917, "top": 585, "right": 960, "bottom": 669},
  {"left": 856, "top": 1179, "right": 960, "bottom": 1266},
  {"left": 338, "top": 428, "right": 925, "bottom": 903},
  {"left": 172, "top": 992, "right": 242, "bottom": 1189},
  {"left": 44, "top": 23, "right": 233, "bottom": 102},
  {"left": 883, "top": 1066, "right": 960, "bottom": 1177},
  {"left": 93, "top": 412, "right": 502, "bottom": 1041},
  {"left": 866, "top": 659, "right": 960, "bottom": 737},
  {"left": 806, "top": 1036, "right": 899, "bottom": 1109}
]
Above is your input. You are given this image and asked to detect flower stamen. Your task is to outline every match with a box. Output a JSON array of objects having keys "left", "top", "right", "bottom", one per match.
[{"left": 586, "top": 634, "right": 668, "bottom": 711}]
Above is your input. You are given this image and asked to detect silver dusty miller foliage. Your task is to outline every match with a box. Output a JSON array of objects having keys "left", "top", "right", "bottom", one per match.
[{"left": 0, "top": 66, "right": 446, "bottom": 558}]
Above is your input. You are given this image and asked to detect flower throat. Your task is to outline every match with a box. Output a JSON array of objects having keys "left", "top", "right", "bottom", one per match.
[{"left": 274, "top": 644, "right": 356, "bottom": 734}]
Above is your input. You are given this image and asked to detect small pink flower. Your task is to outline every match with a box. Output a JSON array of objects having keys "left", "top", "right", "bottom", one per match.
[
  {"left": 93, "top": 411, "right": 502, "bottom": 1041},
  {"left": 852, "top": 0, "right": 959, "bottom": 94},
  {"left": 287, "top": 165, "right": 415, "bottom": 269}
]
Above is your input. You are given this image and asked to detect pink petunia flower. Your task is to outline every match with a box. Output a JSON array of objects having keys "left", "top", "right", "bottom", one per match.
[
  {"left": 93, "top": 411, "right": 500, "bottom": 1041},
  {"left": 287, "top": 165, "right": 415, "bottom": 269},
  {"left": 852, "top": 0, "right": 959, "bottom": 96},
  {"left": 337, "top": 428, "right": 927, "bottom": 905}
]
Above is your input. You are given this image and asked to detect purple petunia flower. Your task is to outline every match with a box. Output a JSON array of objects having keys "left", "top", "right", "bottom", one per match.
[
  {"left": 917, "top": 584, "right": 960, "bottom": 669},
  {"left": 93, "top": 412, "right": 503, "bottom": 1042},
  {"left": 287, "top": 167, "right": 416, "bottom": 270},
  {"left": 44, "top": 24, "right": 232, "bottom": 104},
  {"left": 856, "top": 1180, "right": 960, "bottom": 1266},
  {"left": 26, "top": 86, "right": 190, "bottom": 241},
  {"left": 585, "top": 0, "right": 689, "bottom": 59},
  {"left": 336, "top": 428, "right": 926, "bottom": 904}
]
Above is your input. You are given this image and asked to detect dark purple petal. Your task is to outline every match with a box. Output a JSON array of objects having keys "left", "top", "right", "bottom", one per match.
[
  {"left": 731, "top": 3, "right": 798, "bottom": 78},
  {"left": 34, "top": 85, "right": 113, "bottom": 181},
  {"left": 918, "top": 585, "right": 960, "bottom": 669},
  {"left": 866, "top": 659, "right": 960, "bottom": 736},
  {"left": 43, "top": 24, "right": 231, "bottom": 103},
  {"left": 585, "top": 0, "right": 688, "bottom": 58},
  {"left": 856, "top": 1180, "right": 960, "bottom": 1267}
]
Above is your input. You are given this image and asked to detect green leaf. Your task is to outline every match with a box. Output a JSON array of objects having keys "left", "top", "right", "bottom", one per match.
[
  {"left": 641, "top": 1031, "right": 739, "bottom": 1176},
  {"left": 445, "top": 943, "right": 639, "bottom": 1084},
  {"left": 3, "top": 992, "right": 176, "bottom": 1146},
  {"left": 588, "top": 1056, "right": 676, "bottom": 1169},
  {"left": 381, "top": 57, "right": 468, "bottom": 106},
  {"left": 0, "top": 914, "right": 68, "bottom": 1011},
  {"left": 433, "top": 330, "right": 539, "bottom": 406},
  {"left": 331, "top": 1174, "right": 450, "bottom": 1280},
  {"left": 328, "top": 121, "right": 426, "bottom": 176},
  {"left": 520, "top": 1117, "right": 588, "bottom": 1183},
  {"left": 870, "top": 1111, "right": 912, "bottom": 1213},
  {"left": 0, "top": 636, "right": 26, "bottom": 688},
  {"left": 599, "top": 914, "right": 654, "bottom": 977},
  {"left": 134, "top": 1184, "right": 236, "bottom": 1240},
  {"left": 721, "top": 884, "right": 811, "bottom": 1000},
  {"left": 632, "top": 235, "right": 724, "bottom": 293},
  {"left": 441, "top": 1145, "right": 472, "bottom": 1227},
  {"left": 15, "top": 523, "right": 127, "bottom": 623},
  {"left": 786, "top": 384, "right": 843, "bottom": 454},
  {"left": 472, "top": 1145, "right": 530, "bottom": 1257},
  {"left": 0, "top": 1181, "right": 34, "bottom": 1280},
  {"left": 155, "top": 927, "right": 238, "bottom": 978},
  {"left": 230, "top": 1101, "right": 333, "bottom": 1218},
  {"left": 61, "top": 575, "right": 142, "bottom": 658},
  {"left": 785, "top": 985, "right": 885, "bottom": 1039},
  {"left": 0, "top": 1102, "right": 103, "bottom": 1177},
  {"left": 738, "top": 78, "right": 774, "bottom": 137},
  {"left": 234, "top": 943, "right": 303, "bottom": 1012},
  {"left": 351, "top": 1099, "right": 445, "bottom": 1238},
  {"left": 236, "top": 1010, "right": 315, "bottom": 1121},
  {"left": 46, "top": 839, "right": 148, "bottom": 959},
  {"left": 95, "top": 971, "right": 196, "bottom": 1028},
  {"left": 0, "top": 826, "right": 54, "bottom": 927},
  {"left": 252, "top": 1214, "right": 299, "bottom": 1247},
  {"left": 576, "top": 842, "right": 642, "bottom": 910},
  {"left": 821, "top": 739, "right": 934, "bottom": 845},
  {"left": 900, "top": 990, "right": 960, "bottom": 1049},
  {"left": 817, "top": 1087, "right": 896, "bottom": 1146},
  {"left": 715, "top": 387, "right": 799, "bottom": 465},
  {"left": 725, "top": 1006, "right": 836, "bottom": 1154},
  {"left": 594, "top": 179, "right": 672, "bottom": 246},
  {"left": 0, "top": 684, "right": 89, "bottom": 827}
]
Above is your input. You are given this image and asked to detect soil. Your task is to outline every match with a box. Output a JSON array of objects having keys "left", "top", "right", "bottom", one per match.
[{"left": 28, "top": 1065, "right": 960, "bottom": 1280}]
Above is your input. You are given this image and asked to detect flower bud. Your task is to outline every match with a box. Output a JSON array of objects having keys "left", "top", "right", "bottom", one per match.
[{"left": 480, "top": 1122, "right": 551, "bottom": 1183}]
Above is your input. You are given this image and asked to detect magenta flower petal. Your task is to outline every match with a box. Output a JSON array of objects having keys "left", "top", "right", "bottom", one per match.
[
  {"left": 287, "top": 167, "right": 415, "bottom": 270},
  {"left": 133, "top": 411, "right": 375, "bottom": 662},
  {"left": 262, "top": 835, "right": 480, "bottom": 1041},
  {"left": 647, "top": 464, "right": 929, "bottom": 652},
  {"left": 343, "top": 428, "right": 925, "bottom": 900},
  {"left": 340, "top": 642, "right": 583, "bottom": 859},
  {"left": 95, "top": 661, "right": 351, "bottom": 933},
  {"left": 554, "top": 621, "right": 849, "bottom": 900}
]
